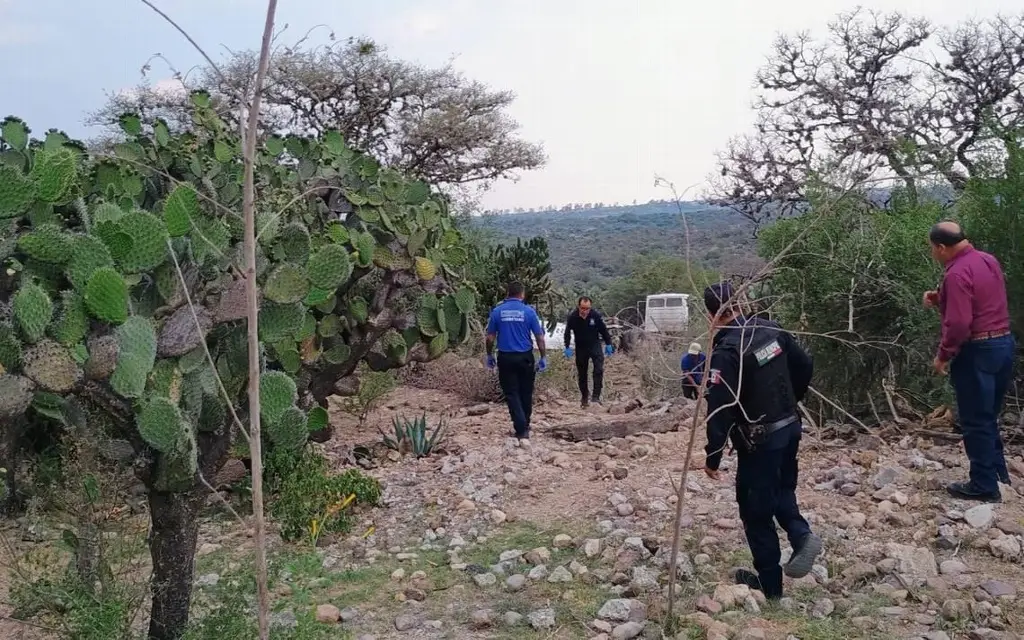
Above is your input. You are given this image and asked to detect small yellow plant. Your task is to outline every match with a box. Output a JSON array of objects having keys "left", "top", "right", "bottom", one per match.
[{"left": 308, "top": 493, "right": 356, "bottom": 547}]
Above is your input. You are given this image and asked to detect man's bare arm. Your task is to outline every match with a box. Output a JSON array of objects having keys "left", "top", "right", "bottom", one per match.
[
  {"left": 486, "top": 333, "right": 496, "bottom": 356},
  {"left": 535, "top": 334, "right": 546, "bottom": 358}
]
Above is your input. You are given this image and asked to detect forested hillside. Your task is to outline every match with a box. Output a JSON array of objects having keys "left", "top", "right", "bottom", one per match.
[{"left": 472, "top": 200, "right": 761, "bottom": 291}]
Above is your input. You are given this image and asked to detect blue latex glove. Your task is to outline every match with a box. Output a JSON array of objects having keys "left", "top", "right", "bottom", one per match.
[
  {"left": 563, "top": 347, "right": 573, "bottom": 358},
  {"left": 536, "top": 357, "right": 548, "bottom": 373},
  {"left": 485, "top": 354, "right": 496, "bottom": 370},
  {"left": 605, "top": 344, "right": 614, "bottom": 356}
]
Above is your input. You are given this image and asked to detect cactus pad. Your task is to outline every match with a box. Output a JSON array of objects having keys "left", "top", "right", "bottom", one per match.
[
  {"left": 454, "top": 287, "right": 476, "bottom": 314},
  {"left": 276, "top": 222, "right": 311, "bottom": 264},
  {"left": 1, "top": 117, "right": 29, "bottom": 150},
  {"left": 307, "top": 406, "right": 329, "bottom": 432},
  {"left": 323, "top": 342, "right": 351, "bottom": 364},
  {"left": 306, "top": 244, "right": 353, "bottom": 290},
  {"left": 163, "top": 184, "right": 198, "bottom": 237},
  {"left": 416, "top": 295, "right": 440, "bottom": 337},
  {"left": 428, "top": 332, "right": 449, "bottom": 358},
  {"left": 157, "top": 305, "right": 213, "bottom": 358},
  {"left": 152, "top": 432, "right": 198, "bottom": 492},
  {"left": 84, "top": 334, "right": 119, "bottom": 380},
  {"left": 196, "top": 391, "right": 226, "bottom": 432},
  {"left": 264, "top": 263, "right": 310, "bottom": 304},
  {"left": 51, "top": 291, "right": 88, "bottom": 346},
  {"left": 414, "top": 256, "right": 436, "bottom": 281},
  {"left": 351, "top": 231, "right": 374, "bottom": 267},
  {"left": 137, "top": 396, "right": 189, "bottom": 453},
  {"left": 442, "top": 295, "right": 462, "bottom": 338},
  {"left": 259, "top": 371, "right": 297, "bottom": 424},
  {"left": 382, "top": 330, "right": 407, "bottom": 361},
  {"left": 147, "top": 359, "right": 183, "bottom": 402},
  {"left": 348, "top": 297, "right": 369, "bottom": 324},
  {"left": 258, "top": 302, "right": 306, "bottom": 343},
  {"left": 0, "top": 164, "right": 36, "bottom": 219},
  {"left": 0, "top": 374, "right": 35, "bottom": 419},
  {"left": 17, "top": 224, "right": 72, "bottom": 264},
  {"left": 13, "top": 282, "right": 54, "bottom": 343},
  {"left": 266, "top": 405, "right": 308, "bottom": 451},
  {"left": 372, "top": 245, "right": 413, "bottom": 271},
  {"left": 110, "top": 316, "right": 158, "bottom": 398},
  {"left": 92, "top": 202, "right": 127, "bottom": 226},
  {"left": 113, "top": 210, "right": 169, "bottom": 272},
  {"left": 66, "top": 234, "right": 115, "bottom": 291},
  {"left": 0, "top": 324, "right": 23, "bottom": 372},
  {"left": 84, "top": 267, "right": 129, "bottom": 324},
  {"left": 23, "top": 339, "right": 82, "bottom": 392},
  {"left": 29, "top": 147, "right": 78, "bottom": 204}
]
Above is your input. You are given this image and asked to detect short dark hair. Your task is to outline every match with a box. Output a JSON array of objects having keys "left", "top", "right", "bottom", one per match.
[
  {"left": 929, "top": 223, "right": 966, "bottom": 247},
  {"left": 703, "top": 282, "right": 734, "bottom": 316},
  {"left": 506, "top": 282, "right": 525, "bottom": 298},
  {"left": 577, "top": 296, "right": 592, "bottom": 305}
]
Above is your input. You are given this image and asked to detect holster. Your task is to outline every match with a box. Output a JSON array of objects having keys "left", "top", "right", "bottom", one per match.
[{"left": 735, "top": 416, "right": 796, "bottom": 453}]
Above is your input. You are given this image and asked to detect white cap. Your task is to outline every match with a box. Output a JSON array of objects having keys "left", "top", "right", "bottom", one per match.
[{"left": 688, "top": 342, "right": 702, "bottom": 355}]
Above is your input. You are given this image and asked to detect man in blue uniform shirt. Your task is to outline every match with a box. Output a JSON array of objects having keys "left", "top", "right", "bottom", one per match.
[
  {"left": 680, "top": 342, "right": 705, "bottom": 400},
  {"left": 702, "top": 282, "right": 821, "bottom": 600},
  {"left": 486, "top": 282, "right": 548, "bottom": 444}
]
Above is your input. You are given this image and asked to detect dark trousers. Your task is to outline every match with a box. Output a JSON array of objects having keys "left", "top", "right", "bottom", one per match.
[
  {"left": 575, "top": 346, "right": 605, "bottom": 401},
  {"left": 497, "top": 351, "right": 536, "bottom": 438},
  {"left": 735, "top": 422, "right": 811, "bottom": 590},
  {"left": 682, "top": 380, "right": 699, "bottom": 399},
  {"left": 950, "top": 334, "right": 1014, "bottom": 493}
]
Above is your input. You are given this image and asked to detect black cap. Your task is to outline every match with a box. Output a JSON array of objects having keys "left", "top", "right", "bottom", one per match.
[{"left": 704, "top": 282, "right": 733, "bottom": 315}]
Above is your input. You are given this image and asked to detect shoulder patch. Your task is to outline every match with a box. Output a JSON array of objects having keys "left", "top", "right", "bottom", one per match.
[
  {"left": 753, "top": 339, "right": 783, "bottom": 366},
  {"left": 708, "top": 369, "right": 721, "bottom": 384}
]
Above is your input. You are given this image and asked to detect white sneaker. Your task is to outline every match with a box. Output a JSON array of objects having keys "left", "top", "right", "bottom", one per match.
[{"left": 519, "top": 438, "right": 531, "bottom": 448}]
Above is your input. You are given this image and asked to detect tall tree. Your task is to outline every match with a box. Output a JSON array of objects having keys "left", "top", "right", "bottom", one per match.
[
  {"left": 711, "top": 9, "right": 1024, "bottom": 223},
  {"left": 89, "top": 38, "right": 546, "bottom": 193}
]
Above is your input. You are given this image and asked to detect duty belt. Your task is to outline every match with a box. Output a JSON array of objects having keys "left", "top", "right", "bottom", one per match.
[{"left": 739, "top": 414, "right": 798, "bottom": 450}]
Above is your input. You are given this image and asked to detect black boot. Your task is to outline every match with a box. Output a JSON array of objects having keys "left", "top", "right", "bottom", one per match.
[
  {"left": 735, "top": 567, "right": 783, "bottom": 600},
  {"left": 946, "top": 481, "right": 1001, "bottom": 503}
]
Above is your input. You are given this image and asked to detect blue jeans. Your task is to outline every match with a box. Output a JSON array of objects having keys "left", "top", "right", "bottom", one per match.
[
  {"left": 949, "top": 334, "right": 1015, "bottom": 493},
  {"left": 735, "top": 422, "right": 812, "bottom": 580}
]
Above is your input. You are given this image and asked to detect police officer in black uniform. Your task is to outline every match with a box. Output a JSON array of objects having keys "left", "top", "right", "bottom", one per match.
[{"left": 701, "top": 282, "right": 822, "bottom": 599}]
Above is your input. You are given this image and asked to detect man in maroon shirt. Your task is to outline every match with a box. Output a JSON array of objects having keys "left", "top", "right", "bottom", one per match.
[{"left": 924, "top": 221, "right": 1014, "bottom": 502}]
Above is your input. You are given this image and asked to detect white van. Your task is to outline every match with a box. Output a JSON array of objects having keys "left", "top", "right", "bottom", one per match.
[{"left": 643, "top": 293, "right": 689, "bottom": 333}]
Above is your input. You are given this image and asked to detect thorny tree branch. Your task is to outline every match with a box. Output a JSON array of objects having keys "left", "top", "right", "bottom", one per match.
[{"left": 708, "top": 8, "right": 1024, "bottom": 224}]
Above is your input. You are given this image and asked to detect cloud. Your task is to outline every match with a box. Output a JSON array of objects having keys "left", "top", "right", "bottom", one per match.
[
  {"left": 391, "top": 9, "right": 448, "bottom": 38},
  {"left": 114, "top": 77, "right": 187, "bottom": 100}
]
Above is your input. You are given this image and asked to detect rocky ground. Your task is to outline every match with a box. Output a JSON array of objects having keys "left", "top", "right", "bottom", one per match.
[{"left": 2, "top": 354, "right": 1023, "bottom": 639}]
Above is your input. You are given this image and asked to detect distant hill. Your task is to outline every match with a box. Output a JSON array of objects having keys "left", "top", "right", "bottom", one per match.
[{"left": 471, "top": 200, "right": 763, "bottom": 289}]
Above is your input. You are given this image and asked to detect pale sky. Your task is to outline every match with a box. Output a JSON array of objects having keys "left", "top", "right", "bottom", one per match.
[{"left": 0, "top": 0, "right": 1020, "bottom": 210}]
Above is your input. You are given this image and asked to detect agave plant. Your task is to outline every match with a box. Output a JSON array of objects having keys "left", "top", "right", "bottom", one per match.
[{"left": 379, "top": 412, "right": 447, "bottom": 457}]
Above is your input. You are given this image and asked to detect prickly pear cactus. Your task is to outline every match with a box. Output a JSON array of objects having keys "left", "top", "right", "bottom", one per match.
[{"left": 0, "top": 100, "right": 475, "bottom": 497}]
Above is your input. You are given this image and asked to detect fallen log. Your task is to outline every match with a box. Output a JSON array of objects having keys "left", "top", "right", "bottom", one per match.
[{"left": 544, "top": 414, "right": 678, "bottom": 442}]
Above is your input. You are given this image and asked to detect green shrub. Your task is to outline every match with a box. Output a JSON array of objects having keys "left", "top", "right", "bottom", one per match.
[
  {"left": 757, "top": 188, "right": 945, "bottom": 414},
  {"left": 339, "top": 368, "right": 397, "bottom": 425},
  {"left": 267, "top": 449, "right": 381, "bottom": 544}
]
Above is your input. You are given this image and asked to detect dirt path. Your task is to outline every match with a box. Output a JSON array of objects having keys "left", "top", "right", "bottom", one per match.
[{"left": 3, "top": 354, "right": 1023, "bottom": 640}]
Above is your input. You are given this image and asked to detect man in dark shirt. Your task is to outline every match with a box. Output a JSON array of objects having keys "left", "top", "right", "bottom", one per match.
[
  {"left": 702, "top": 282, "right": 820, "bottom": 600},
  {"left": 925, "top": 221, "right": 1014, "bottom": 502},
  {"left": 563, "top": 296, "right": 614, "bottom": 407}
]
